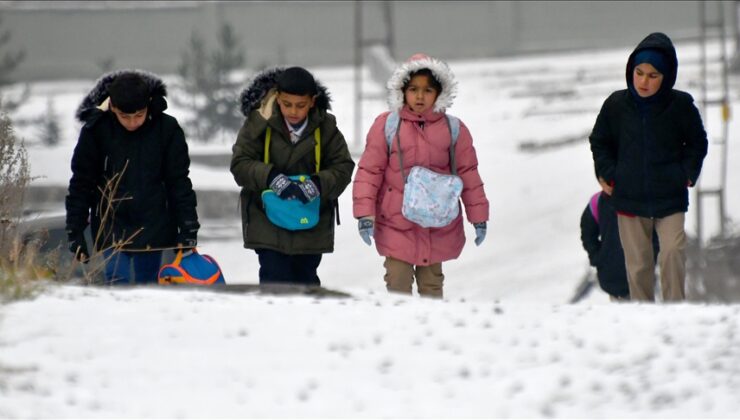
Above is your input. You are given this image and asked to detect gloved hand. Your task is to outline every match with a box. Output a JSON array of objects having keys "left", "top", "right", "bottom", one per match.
[
  {"left": 358, "top": 217, "right": 374, "bottom": 246},
  {"left": 473, "top": 222, "right": 487, "bottom": 246},
  {"left": 176, "top": 220, "right": 199, "bottom": 249},
  {"left": 268, "top": 171, "right": 320, "bottom": 204},
  {"left": 292, "top": 177, "right": 320, "bottom": 204},
  {"left": 269, "top": 172, "right": 295, "bottom": 198},
  {"left": 67, "top": 230, "right": 89, "bottom": 263}
]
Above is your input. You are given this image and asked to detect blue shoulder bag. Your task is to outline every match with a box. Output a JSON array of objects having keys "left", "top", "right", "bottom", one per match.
[{"left": 261, "top": 126, "right": 321, "bottom": 231}]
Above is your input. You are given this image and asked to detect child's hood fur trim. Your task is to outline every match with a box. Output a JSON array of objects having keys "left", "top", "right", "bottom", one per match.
[
  {"left": 76, "top": 69, "right": 166, "bottom": 122},
  {"left": 386, "top": 53, "right": 457, "bottom": 113},
  {"left": 239, "top": 67, "right": 331, "bottom": 118}
]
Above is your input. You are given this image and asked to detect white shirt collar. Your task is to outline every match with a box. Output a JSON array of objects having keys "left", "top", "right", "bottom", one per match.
[{"left": 285, "top": 118, "right": 308, "bottom": 144}]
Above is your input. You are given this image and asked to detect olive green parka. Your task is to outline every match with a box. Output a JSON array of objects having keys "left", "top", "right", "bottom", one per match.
[{"left": 230, "top": 69, "right": 355, "bottom": 254}]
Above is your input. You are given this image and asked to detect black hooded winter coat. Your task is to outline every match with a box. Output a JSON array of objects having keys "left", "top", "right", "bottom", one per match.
[
  {"left": 589, "top": 32, "right": 708, "bottom": 218},
  {"left": 230, "top": 68, "right": 355, "bottom": 255},
  {"left": 65, "top": 70, "right": 199, "bottom": 251}
]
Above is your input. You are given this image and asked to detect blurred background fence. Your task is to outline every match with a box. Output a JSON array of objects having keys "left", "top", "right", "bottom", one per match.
[{"left": 0, "top": 0, "right": 735, "bottom": 82}]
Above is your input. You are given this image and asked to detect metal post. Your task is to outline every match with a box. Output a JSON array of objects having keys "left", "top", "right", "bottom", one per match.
[
  {"left": 719, "top": 7, "right": 730, "bottom": 236},
  {"left": 383, "top": 1, "right": 395, "bottom": 58},
  {"left": 697, "top": 1, "right": 707, "bottom": 245},
  {"left": 354, "top": 1, "right": 363, "bottom": 152},
  {"left": 731, "top": 0, "right": 740, "bottom": 72}
]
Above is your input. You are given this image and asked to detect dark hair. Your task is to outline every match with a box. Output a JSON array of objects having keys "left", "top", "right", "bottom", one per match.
[
  {"left": 403, "top": 68, "right": 442, "bottom": 93},
  {"left": 108, "top": 73, "right": 150, "bottom": 113},
  {"left": 276, "top": 66, "right": 318, "bottom": 97}
]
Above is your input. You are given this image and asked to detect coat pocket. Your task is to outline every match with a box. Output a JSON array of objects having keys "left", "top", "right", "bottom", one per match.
[{"left": 377, "top": 186, "right": 414, "bottom": 231}]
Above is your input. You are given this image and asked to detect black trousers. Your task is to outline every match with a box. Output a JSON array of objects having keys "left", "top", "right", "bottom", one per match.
[{"left": 256, "top": 249, "right": 322, "bottom": 285}]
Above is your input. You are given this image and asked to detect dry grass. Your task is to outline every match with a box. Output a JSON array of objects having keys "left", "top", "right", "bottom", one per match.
[
  {"left": 0, "top": 231, "right": 55, "bottom": 303},
  {"left": 0, "top": 112, "right": 63, "bottom": 302},
  {"left": 0, "top": 111, "right": 46, "bottom": 302},
  {"left": 0, "top": 112, "right": 153, "bottom": 300}
]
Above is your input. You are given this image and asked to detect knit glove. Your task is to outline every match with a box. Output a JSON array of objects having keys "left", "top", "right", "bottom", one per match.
[
  {"left": 269, "top": 172, "right": 317, "bottom": 204},
  {"left": 358, "top": 217, "right": 374, "bottom": 246},
  {"left": 269, "top": 172, "right": 296, "bottom": 198},
  {"left": 473, "top": 222, "right": 487, "bottom": 246},
  {"left": 292, "top": 177, "right": 320, "bottom": 204},
  {"left": 67, "top": 230, "right": 89, "bottom": 263},
  {"left": 176, "top": 220, "right": 199, "bottom": 249}
]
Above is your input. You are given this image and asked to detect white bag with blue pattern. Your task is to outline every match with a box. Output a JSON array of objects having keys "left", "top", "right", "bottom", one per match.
[
  {"left": 402, "top": 166, "right": 463, "bottom": 228},
  {"left": 384, "top": 111, "right": 463, "bottom": 228}
]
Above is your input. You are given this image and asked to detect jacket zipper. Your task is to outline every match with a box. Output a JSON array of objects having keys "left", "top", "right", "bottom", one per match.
[{"left": 642, "top": 114, "right": 654, "bottom": 217}]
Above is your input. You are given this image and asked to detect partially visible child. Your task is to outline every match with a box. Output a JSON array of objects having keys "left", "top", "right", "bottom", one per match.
[
  {"left": 580, "top": 191, "right": 631, "bottom": 301},
  {"left": 230, "top": 66, "right": 355, "bottom": 285},
  {"left": 581, "top": 190, "right": 661, "bottom": 301},
  {"left": 352, "top": 53, "right": 489, "bottom": 298}
]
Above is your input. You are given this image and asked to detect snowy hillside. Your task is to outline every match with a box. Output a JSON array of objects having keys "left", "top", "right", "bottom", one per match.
[
  {"left": 2, "top": 40, "right": 740, "bottom": 417},
  {"left": 2, "top": 286, "right": 740, "bottom": 418}
]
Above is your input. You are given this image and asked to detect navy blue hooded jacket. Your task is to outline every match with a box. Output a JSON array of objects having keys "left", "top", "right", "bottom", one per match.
[{"left": 589, "top": 32, "right": 708, "bottom": 218}]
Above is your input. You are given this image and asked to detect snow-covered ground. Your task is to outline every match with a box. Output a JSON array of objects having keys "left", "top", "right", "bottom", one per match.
[
  {"left": 2, "top": 286, "right": 740, "bottom": 418},
  {"left": 2, "top": 41, "right": 740, "bottom": 417}
]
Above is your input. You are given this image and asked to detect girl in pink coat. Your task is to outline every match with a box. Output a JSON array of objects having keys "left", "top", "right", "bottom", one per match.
[{"left": 352, "top": 53, "right": 490, "bottom": 298}]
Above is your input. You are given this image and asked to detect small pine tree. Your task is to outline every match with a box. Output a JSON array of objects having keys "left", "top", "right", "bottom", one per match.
[
  {"left": 39, "top": 97, "right": 61, "bottom": 146},
  {"left": 0, "top": 14, "right": 28, "bottom": 114},
  {"left": 175, "top": 22, "right": 246, "bottom": 143},
  {"left": 176, "top": 30, "right": 209, "bottom": 140},
  {"left": 208, "top": 22, "right": 245, "bottom": 136}
]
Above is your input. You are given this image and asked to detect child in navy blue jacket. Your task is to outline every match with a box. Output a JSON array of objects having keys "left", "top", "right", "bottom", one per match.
[{"left": 588, "top": 32, "right": 707, "bottom": 301}]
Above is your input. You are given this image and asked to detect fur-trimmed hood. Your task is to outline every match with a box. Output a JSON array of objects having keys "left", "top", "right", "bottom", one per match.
[
  {"left": 386, "top": 53, "right": 457, "bottom": 113},
  {"left": 238, "top": 67, "right": 331, "bottom": 119},
  {"left": 75, "top": 69, "right": 168, "bottom": 122}
]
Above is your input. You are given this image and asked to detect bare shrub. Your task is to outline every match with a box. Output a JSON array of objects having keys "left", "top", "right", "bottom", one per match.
[
  {"left": 0, "top": 114, "right": 142, "bottom": 298},
  {"left": 0, "top": 112, "right": 29, "bottom": 251},
  {"left": 67, "top": 162, "right": 143, "bottom": 286},
  {"left": 0, "top": 111, "right": 41, "bottom": 301}
]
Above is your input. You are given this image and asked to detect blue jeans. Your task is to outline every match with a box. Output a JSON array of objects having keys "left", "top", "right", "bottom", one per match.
[{"left": 103, "top": 250, "right": 163, "bottom": 285}]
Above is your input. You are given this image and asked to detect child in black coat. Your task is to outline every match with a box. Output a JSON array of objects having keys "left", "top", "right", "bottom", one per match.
[{"left": 66, "top": 70, "right": 199, "bottom": 284}]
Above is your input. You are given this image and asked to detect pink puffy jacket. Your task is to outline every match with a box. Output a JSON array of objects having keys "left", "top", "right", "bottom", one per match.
[{"left": 352, "top": 106, "right": 489, "bottom": 266}]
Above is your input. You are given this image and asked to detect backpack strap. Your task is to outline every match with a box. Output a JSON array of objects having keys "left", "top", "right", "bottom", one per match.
[
  {"left": 384, "top": 111, "right": 460, "bottom": 147},
  {"left": 446, "top": 114, "right": 460, "bottom": 145},
  {"left": 589, "top": 192, "right": 601, "bottom": 224},
  {"left": 384, "top": 111, "right": 401, "bottom": 151},
  {"left": 264, "top": 126, "right": 321, "bottom": 173},
  {"left": 314, "top": 127, "right": 321, "bottom": 173},
  {"left": 445, "top": 115, "right": 460, "bottom": 175},
  {"left": 383, "top": 111, "right": 462, "bottom": 179},
  {"left": 263, "top": 127, "right": 271, "bottom": 164}
]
